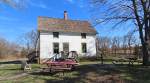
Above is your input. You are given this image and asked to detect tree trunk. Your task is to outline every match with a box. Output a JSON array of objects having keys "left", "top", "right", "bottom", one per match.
[
  {"left": 148, "top": 18, "right": 150, "bottom": 61},
  {"left": 144, "top": 18, "right": 149, "bottom": 65},
  {"left": 139, "top": 27, "right": 149, "bottom": 65},
  {"left": 142, "top": 44, "right": 149, "bottom": 65},
  {"left": 140, "top": 0, "right": 150, "bottom": 65},
  {"left": 132, "top": 0, "right": 149, "bottom": 65},
  {"left": 144, "top": 19, "right": 150, "bottom": 63}
]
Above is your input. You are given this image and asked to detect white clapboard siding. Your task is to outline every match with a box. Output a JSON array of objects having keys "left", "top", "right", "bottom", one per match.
[{"left": 39, "top": 32, "right": 96, "bottom": 59}]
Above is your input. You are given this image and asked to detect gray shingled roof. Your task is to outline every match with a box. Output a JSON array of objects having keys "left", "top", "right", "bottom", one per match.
[{"left": 38, "top": 16, "right": 97, "bottom": 34}]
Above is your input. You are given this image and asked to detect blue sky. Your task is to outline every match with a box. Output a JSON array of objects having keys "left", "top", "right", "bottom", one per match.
[{"left": 0, "top": 0, "right": 134, "bottom": 42}]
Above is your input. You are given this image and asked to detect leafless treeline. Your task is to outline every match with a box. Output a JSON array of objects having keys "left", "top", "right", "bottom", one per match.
[
  {"left": 0, "top": 37, "right": 21, "bottom": 58},
  {"left": 0, "top": 30, "right": 38, "bottom": 59},
  {"left": 96, "top": 32, "right": 141, "bottom": 58}
]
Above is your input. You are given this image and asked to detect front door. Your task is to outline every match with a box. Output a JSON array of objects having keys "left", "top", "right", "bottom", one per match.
[{"left": 53, "top": 43, "right": 59, "bottom": 54}]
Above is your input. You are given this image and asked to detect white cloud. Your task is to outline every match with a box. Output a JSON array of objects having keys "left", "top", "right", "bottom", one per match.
[
  {"left": 65, "top": 0, "right": 85, "bottom": 8},
  {"left": 27, "top": 0, "right": 50, "bottom": 10},
  {"left": 38, "top": 4, "right": 47, "bottom": 9},
  {"left": 66, "top": 0, "right": 74, "bottom": 4}
]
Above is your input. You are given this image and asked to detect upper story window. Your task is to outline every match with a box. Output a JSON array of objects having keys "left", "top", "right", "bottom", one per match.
[
  {"left": 53, "top": 32, "right": 59, "bottom": 38},
  {"left": 81, "top": 33, "right": 86, "bottom": 39}
]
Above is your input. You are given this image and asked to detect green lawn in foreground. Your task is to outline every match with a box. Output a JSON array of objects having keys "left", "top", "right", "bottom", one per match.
[{"left": 0, "top": 61, "right": 150, "bottom": 83}]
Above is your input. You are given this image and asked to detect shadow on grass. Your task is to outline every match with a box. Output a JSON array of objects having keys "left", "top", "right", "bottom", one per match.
[
  {"left": 0, "top": 68, "right": 20, "bottom": 71},
  {"left": 0, "top": 60, "right": 21, "bottom": 64},
  {"left": 30, "top": 71, "right": 56, "bottom": 76},
  {"left": 30, "top": 64, "right": 135, "bottom": 83},
  {"left": 121, "top": 65, "right": 150, "bottom": 83}
]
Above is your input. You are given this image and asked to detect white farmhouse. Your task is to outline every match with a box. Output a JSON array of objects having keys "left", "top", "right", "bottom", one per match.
[{"left": 38, "top": 11, "right": 97, "bottom": 62}]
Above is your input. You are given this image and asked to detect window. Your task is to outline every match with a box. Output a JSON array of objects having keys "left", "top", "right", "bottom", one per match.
[
  {"left": 81, "top": 33, "right": 86, "bottom": 39},
  {"left": 63, "top": 43, "right": 69, "bottom": 52},
  {"left": 53, "top": 43, "right": 59, "bottom": 54},
  {"left": 82, "top": 43, "right": 87, "bottom": 53},
  {"left": 53, "top": 32, "right": 59, "bottom": 38}
]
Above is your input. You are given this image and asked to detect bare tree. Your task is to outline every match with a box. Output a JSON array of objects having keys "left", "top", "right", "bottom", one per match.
[
  {"left": 134, "top": 44, "right": 141, "bottom": 58},
  {"left": 111, "top": 36, "right": 121, "bottom": 56},
  {"left": 122, "top": 35, "right": 128, "bottom": 55},
  {"left": 20, "top": 30, "right": 38, "bottom": 54},
  {"left": 97, "top": 36, "right": 111, "bottom": 55},
  {"left": 0, "top": 37, "right": 7, "bottom": 57},
  {"left": 90, "top": 0, "right": 150, "bottom": 65},
  {"left": 0, "top": 36, "right": 21, "bottom": 58},
  {"left": 96, "top": 36, "right": 111, "bottom": 64},
  {"left": 126, "top": 31, "right": 137, "bottom": 57}
]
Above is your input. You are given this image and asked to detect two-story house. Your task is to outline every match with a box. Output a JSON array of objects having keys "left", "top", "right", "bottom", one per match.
[{"left": 38, "top": 11, "right": 97, "bottom": 62}]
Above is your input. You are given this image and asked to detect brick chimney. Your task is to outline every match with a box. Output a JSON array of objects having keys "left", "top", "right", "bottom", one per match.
[{"left": 64, "top": 11, "right": 68, "bottom": 20}]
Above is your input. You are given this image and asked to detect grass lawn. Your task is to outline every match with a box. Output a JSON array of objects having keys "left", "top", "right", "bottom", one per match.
[{"left": 0, "top": 61, "right": 150, "bottom": 83}]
